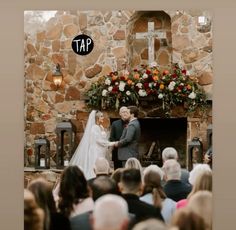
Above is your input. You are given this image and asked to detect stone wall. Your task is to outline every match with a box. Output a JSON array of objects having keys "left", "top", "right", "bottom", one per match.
[{"left": 24, "top": 10, "right": 213, "bottom": 167}]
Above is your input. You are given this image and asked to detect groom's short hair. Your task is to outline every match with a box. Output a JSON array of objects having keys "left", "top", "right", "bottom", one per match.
[{"left": 127, "top": 106, "right": 139, "bottom": 117}]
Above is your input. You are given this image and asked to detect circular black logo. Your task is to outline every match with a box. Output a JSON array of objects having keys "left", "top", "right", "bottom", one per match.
[{"left": 71, "top": 34, "right": 94, "bottom": 55}]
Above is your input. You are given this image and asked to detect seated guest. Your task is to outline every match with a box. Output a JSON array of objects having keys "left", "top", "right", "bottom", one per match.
[
  {"left": 111, "top": 168, "right": 124, "bottom": 185},
  {"left": 70, "top": 176, "right": 120, "bottom": 230},
  {"left": 187, "top": 191, "right": 212, "bottom": 230},
  {"left": 119, "top": 168, "right": 164, "bottom": 223},
  {"left": 24, "top": 189, "right": 44, "bottom": 230},
  {"left": 87, "top": 157, "right": 111, "bottom": 186},
  {"left": 58, "top": 165, "right": 94, "bottom": 218},
  {"left": 140, "top": 166, "right": 176, "bottom": 223},
  {"left": 132, "top": 218, "right": 167, "bottom": 230},
  {"left": 162, "top": 147, "right": 190, "bottom": 184},
  {"left": 124, "top": 158, "right": 143, "bottom": 178},
  {"left": 28, "top": 177, "right": 71, "bottom": 230},
  {"left": 92, "top": 194, "right": 130, "bottom": 230},
  {"left": 162, "top": 159, "right": 191, "bottom": 202},
  {"left": 170, "top": 207, "right": 206, "bottom": 230}
]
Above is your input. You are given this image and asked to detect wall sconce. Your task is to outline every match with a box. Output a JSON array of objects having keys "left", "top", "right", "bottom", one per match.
[
  {"left": 197, "top": 15, "right": 211, "bottom": 33},
  {"left": 52, "top": 63, "right": 63, "bottom": 90}
]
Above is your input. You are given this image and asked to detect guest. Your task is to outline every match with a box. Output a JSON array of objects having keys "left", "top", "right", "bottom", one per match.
[
  {"left": 124, "top": 157, "right": 143, "bottom": 178},
  {"left": 28, "top": 177, "right": 71, "bottom": 230},
  {"left": 170, "top": 207, "right": 206, "bottom": 230},
  {"left": 58, "top": 165, "right": 94, "bottom": 218},
  {"left": 140, "top": 166, "right": 176, "bottom": 223},
  {"left": 162, "top": 159, "right": 191, "bottom": 202},
  {"left": 24, "top": 189, "right": 44, "bottom": 230},
  {"left": 110, "top": 106, "right": 129, "bottom": 169},
  {"left": 111, "top": 168, "right": 124, "bottom": 185},
  {"left": 132, "top": 219, "right": 167, "bottom": 230},
  {"left": 92, "top": 194, "right": 130, "bottom": 230},
  {"left": 115, "top": 106, "right": 141, "bottom": 166},
  {"left": 119, "top": 168, "right": 164, "bottom": 223},
  {"left": 162, "top": 147, "right": 190, "bottom": 184}
]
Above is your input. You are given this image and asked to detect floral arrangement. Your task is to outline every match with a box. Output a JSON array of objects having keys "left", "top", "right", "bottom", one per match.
[{"left": 85, "top": 63, "right": 207, "bottom": 116}]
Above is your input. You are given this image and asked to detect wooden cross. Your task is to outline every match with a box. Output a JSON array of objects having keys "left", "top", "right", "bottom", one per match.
[{"left": 135, "top": 21, "right": 166, "bottom": 65}]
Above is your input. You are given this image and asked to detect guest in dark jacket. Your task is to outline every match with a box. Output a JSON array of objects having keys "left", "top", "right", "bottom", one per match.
[
  {"left": 119, "top": 168, "right": 164, "bottom": 224},
  {"left": 162, "top": 159, "right": 192, "bottom": 202}
]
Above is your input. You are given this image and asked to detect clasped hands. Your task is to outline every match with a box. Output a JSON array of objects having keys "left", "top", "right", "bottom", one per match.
[{"left": 108, "top": 141, "right": 119, "bottom": 147}]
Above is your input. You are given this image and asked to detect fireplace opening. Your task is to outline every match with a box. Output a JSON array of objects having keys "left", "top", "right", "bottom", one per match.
[{"left": 110, "top": 117, "right": 187, "bottom": 168}]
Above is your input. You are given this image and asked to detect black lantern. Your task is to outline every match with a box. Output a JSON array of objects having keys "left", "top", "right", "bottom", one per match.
[
  {"left": 52, "top": 63, "right": 63, "bottom": 90},
  {"left": 34, "top": 138, "right": 50, "bottom": 169},
  {"left": 187, "top": 137, "right": 203, "bottom": 170},
  {"left": 56, "top": 121, "right": 76, "bottom": 169}
]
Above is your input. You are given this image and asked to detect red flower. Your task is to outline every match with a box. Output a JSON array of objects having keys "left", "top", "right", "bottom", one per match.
[
  {"left": 171, "top": 73, "right": 177, "bottom": 78},
  {"left": 182, "top": 69, "right": 187, "bottom": 75},
  {"left": 112, "top": 86, "right": 119, "bottom": 93},
  {"left": 120, "top": 76, "right": 126, "bottom": 81},
  {"left": 143, "top": 82, "right": 149, "bottom": 89},
  {"left": 146, "top": 69, "right": 151, "bottom": 74}
]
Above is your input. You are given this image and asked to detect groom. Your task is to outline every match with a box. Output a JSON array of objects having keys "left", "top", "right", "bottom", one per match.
[{"left": 115, "top": 106, "right": 141, "bottom": 166}]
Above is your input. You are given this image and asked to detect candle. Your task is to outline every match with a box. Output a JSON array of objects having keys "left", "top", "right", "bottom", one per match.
[{"left": 40, "top": 159, "right": 45, "bottom": 167}]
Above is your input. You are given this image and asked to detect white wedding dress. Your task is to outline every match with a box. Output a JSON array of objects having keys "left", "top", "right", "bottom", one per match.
[{"left": 69, "top": 110, "right": 110, "bottom": 179}]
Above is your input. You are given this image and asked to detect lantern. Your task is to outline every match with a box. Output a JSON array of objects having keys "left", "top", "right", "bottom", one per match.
[{"left": 34, "top": 138, "right": 50, "bottom": 169}]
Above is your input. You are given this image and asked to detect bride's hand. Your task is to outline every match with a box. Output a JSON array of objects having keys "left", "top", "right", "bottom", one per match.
[{"left": 108, "top": 141, "right": 116, "bottom": 147}]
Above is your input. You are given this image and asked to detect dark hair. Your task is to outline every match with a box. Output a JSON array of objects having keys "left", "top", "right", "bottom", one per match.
[
  {"left": 120, "top": 168, "right": 142, "bottom": 191},
  {"left": 58, "top": 165, "right": 89, "bottom": 217},
  {"left": 143, "top": 170, "right": 166, "bottom": 208},
  {"left": 28, "top": 177, "right": 56, "bottom": 230},
  {"left": 111, "top": 168, "right": 124, "bottom": 185},
  {"left": 90, "top": 176, "right": 120, "bottom": 201},
  {"left": 127, "top": 106, "right": 139, "bottom": 117}
]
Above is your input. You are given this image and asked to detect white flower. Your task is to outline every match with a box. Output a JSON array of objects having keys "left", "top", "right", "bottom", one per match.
[
  {"left": 138, "top": 89, "right": 147, "bottom": 97},
  {"left": 158, "top": 93, "right": 163, "bottom": 99},
  {"left": 168, "top": 81, "right": 176, "bottom": 91},
  {"left": 188, "top": 92, "right": 196, "bottom": 99},
  {"left": 119, "top": 81, "right": 126, "bottom": 91},
  {"left": 108, "top": 86, "right": 113, "bottom": 92},
  {"left": 115, "top": 82, "right": 119, "bottom": 85},
  {"left": 105, "top": 78, "right": 111, "bottom": 85},
  {"left": 142, "top": 73, "right": 148, "bottom": 79},
  {"left": 136, "top": 83, "right": 142, "bottom": 89},
  {"left": 102, "top": 89, "right": 108, "bottom": 96},
  {"left": 150, "top": 61, "right": 157, "bottom": 67},
  {"left": 126, "top": 91, "right": 131, "bottom": 96},
  {"left": 149, "top": 82, "right": 153, "bottom": 88}
]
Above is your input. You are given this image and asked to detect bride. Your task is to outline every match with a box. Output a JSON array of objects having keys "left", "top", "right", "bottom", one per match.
[{"left": 69, "top": 110, "right": 115, "bottom": 179}]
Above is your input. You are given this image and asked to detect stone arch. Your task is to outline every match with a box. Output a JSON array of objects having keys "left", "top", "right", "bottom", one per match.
[{"left": 126, "top": 11, "right": 172, "bottom": 70}]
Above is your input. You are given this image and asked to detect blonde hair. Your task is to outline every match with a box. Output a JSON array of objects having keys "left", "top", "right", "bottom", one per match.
[
  {"left": 188, "top": 170, "right": 212, "bottom": 199},
  {"left": 95, "top": 111, "right": 103, "bottom": 124},
  {"left": 188, "top": 191, "right": 212, "bottom": 230}
]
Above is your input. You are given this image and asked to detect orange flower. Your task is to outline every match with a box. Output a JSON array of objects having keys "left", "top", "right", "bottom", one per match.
[
  {"left": 187, "top": 84, "right": 192, "bottom": 90},
  {"left": 134, "top": 73, "right": 140, "bottom": 80},
  {"left": 152, "top": 75, "right": 159, "bottom": 81},
  {"left": 127, "top": 80, "right": 133, "bottom": 85},
  {"left": 163, "top": 70, "right": 169, "bottom": 75},
  {"left": 112, "top": 75, "right": 117, "bottom": 81},
  {"left": 153, "top": 69, "right": 159, "bottom": 75},
  {"left": 159, "top": 84, "right": 164, "bottom": 90},
  {"left": 124, "top": 75, "right": 128, "bottom": 80}
]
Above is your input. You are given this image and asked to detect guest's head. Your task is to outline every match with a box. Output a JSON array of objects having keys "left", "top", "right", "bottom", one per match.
[
  {"left": 93, "top": 157, "right": 110, "bottom": 176},
  {"left": 111, "top": 168, "right": 124, "bottom": 185},
  {"left": 119, "top": 106, "right": 129, "bottom": 121},
  {"left": 119, "top": 168, "right": 142, "bottom": 195},
  {"left": 170, "top": 207, "right": 206, "bottom": 230},
  {"left": 95, "top": 110, "right": 104, "bottom": 125},
  {"left": 90, "top": 176, "right": 119, "bottom": 201},
  {"left": 143, "top": 164, "right": 164, "bottom": 181},
  {"left": 92, "top": 194, "right": 129, "bottom": 230},
  {"left": 127, "top": 105, "right": 139, "bottom": 118},
  {"left": 28, "top": 177, "right": 56, "bottom": 230},
  {"left": 187, "top": 191, "right": 212, "bottom": 230},
  {"left": 58, "top": 165, "right": 90, "bottom": 217},
  {"left": 142, "top": 168, "right": 166, "bottom": 208},
  {"left": 124, "top": 158, "right": 142, "bottom": 172},
  {"left": 188, "top": 163, "right": 212, "bottom": 185},
  {"left": 188, "top": 170, "right": 212, "bottom": 199},
  {"left": 132, "top": 218, "right": 167, "bottom": 230},
  {"left": 162, "top": 147, "right": 178, "bottom": 162},
  {"left": 24, "top": 189, "right": 44, "bottom": 230},
  {"left": 162, "top": 159, "right": 181, "bottom": 181}
]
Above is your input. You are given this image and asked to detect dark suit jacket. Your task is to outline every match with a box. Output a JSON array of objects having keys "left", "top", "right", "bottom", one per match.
[
  {"left": 163, "top": 179, "right": 192, "bottom": 202},
  {"left": 70, "top": 211, "right": 92, "bottom": 230},
  {"left": 118, "top": 118, "right": 141, "bottom": 161},
  {"left": 122, "top": 193, "right": 164, "bottom": 223},
  {"left": 110, "top": 119, "right": 127, "bottom": 161}
]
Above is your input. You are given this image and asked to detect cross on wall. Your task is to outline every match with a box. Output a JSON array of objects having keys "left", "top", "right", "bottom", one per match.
[{"left": 135, "top": 21, "right": 167, "bottom": 65}]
